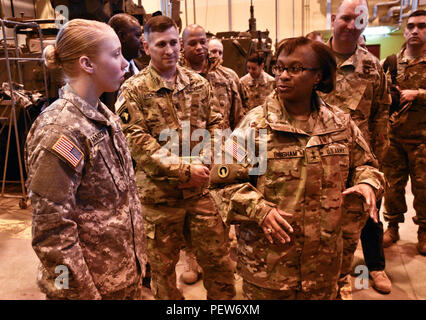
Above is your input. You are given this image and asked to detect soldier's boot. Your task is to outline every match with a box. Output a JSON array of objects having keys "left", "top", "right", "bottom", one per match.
[
  {"left": 383, "top": 223, "right": 400, "bottom": 248},
  {"left": 181, "top": 251, "right": 202, "bottom": 285},
  {"left": 417, "top": 228, "right": 426, "bottom": 256},
  {"left": 370, "top": 270, "right": 392, "bottom": 294}
]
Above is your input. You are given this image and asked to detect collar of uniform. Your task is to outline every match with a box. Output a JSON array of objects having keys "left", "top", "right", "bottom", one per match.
[
  {"left": 202, "top": 56, "right": 221, "bottom": 74},
  {"left": 327, "top": 36, "right": 364, "bottom": 70},
  {"left": 98, "top": 100, "right": 121, "bottom": 132},
  {"left": 264, "top": 91, "right": 345, "bottom": 136},
  {"left": 249, "top": 71, "right": 268, "bottom": 85},
  {"left": 398, "top": 46, "right": 426, "bottom": 65},
  {"left": 147, "top": 62, "right": 190, "bottom": 93},
  {"left": 59, "top": 84, "right": 110, "bottom": 127},
  {"left": 181, "top": 55, "right": 221, "bottom": 77}
]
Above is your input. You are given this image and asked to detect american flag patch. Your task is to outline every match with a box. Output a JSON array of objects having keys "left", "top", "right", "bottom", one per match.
[
  {"left": 52, "top": 135, "right": 84, "bottom": 167},
  {"left": 225, "top": 138, "right": 246, "bottom": 163},
  {"left": 115, "top": 93, "right": 125, "bottom": 112}
]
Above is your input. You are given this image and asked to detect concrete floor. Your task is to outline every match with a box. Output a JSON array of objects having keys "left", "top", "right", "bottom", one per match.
[{"left": 0, "top": 181, "right": 425, "bottom": 300}]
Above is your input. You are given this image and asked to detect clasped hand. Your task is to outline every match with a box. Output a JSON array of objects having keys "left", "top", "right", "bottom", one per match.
[{"left": 178, "top": 164, "right": 210, "bottom": 189}]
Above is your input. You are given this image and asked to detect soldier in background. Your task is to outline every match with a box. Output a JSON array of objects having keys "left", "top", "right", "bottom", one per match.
[
  {"left": 182, "top": 25, "right": 244, "bottom": 131},
  {"left": 25, "top": 19, "right": 147, "bottom": 300},
  {"left": 209, "top": 36, "right": 385, "bottom": 300},
  {"left": 116, "top": 15, "right": 235, "bottom": 300},
  {"left": 208, "top": 38, "right": 241, "bottom": 89},
  {"left": 100, "top": 13, "right": 143, "bottom": 111},
  {"left": 319, "top": 0, "right": 392, "bottom": 297},
  {"left": 240, "top": 52, "right": 275, "bottom": 112},
  {"left": 381, "top": 10, "right": 426, "bottom": 255}
]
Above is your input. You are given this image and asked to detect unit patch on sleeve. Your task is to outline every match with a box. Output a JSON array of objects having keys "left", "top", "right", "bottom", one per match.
[
  {"left": 51, "top": 135, "right": 84, "bottom": 167},
  {"left": 120, "top": 108, "right": 131, "bottom": 124}
]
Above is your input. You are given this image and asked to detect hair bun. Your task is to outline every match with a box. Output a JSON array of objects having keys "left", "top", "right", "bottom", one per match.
[{"left": 43, "top": 44, "right": 60, "bottom": 69}]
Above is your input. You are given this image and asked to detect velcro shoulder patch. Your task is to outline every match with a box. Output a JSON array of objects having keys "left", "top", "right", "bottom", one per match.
[
  {"left": 224, "top": 139, "right": 247, "bottom": 163},
  {"left": 51, "top": 135, "right": 84, "bottom": 168},
  {"left": 29, "top": 150, "right": 74, "bottom": 203}
]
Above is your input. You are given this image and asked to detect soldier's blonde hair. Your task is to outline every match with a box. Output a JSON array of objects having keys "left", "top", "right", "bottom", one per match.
[{"left": 43, "top": 19, "right": 115, "bottom": 79}]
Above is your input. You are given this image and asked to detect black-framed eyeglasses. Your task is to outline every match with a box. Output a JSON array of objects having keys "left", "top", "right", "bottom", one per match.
[{"left": 272, "top": 65, "right": 319, "bottom": 76}]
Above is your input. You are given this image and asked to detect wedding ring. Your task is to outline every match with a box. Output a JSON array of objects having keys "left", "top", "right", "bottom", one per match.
[{"left": 267, "top": 228, "right": 272, "bottom": 234}]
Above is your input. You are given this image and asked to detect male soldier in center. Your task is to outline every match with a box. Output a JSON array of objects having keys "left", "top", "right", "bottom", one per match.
[
  {"left": 178, "top": 24, "right": 244, "bottom": 284},
  {"left": 181, "top": 24, "right": 244, "bottom": 131},
  {"left": 115, "top": 15, "right": 235, "bottom": 300},
  {"left": 319, "top": 0, "right": 392, "bottom": 297}
]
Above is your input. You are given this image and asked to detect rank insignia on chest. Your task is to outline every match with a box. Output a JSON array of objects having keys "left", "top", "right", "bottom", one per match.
[
  {"left": 52, "top": 135, "right": 84, "bottom": 167},
  {"left": 306, "top": 148, "right": 320, "bottom": 163}
]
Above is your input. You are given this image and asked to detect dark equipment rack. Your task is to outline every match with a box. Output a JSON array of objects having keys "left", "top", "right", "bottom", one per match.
[{"left": 0, "top": 18, "right": 49, "bottom": 209}]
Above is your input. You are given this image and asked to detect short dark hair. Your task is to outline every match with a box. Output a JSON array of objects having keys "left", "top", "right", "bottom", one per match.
[
  {"left": 247, "top": 52, "right": 265, "bottom": 65},
  {"left": 305, "top": 31, "right": 323, "bottom": 41},
  {"left": 276, "top": 37, "right": 337, "bottom": 93},
  {"left": 408, "top": 9, "right": 426, "bottom": 19},
  {"left": 108, "top": 13, "right": 140, "bottom": 34},
  {"left": 144, "top": 15, "right": 177, "bottom": 41}
]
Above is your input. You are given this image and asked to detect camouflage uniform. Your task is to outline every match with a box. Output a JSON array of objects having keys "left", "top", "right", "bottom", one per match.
[
  {"left": 222, "top": 65, "right": 242, "bottom": 94},
  {"left": 382, "top": 49, "right": 426, "bottom": 228},
  {"left": 182, "top": 57, "right": 244, "bottom": 130},
  {"left": 320, "top": 40, "right": 391, "bottom": 278},
  {"left": 116, "top": 63, "right": 235, "bottom": 300},
  {"left": 25, "top": 84, "right": 147, "bottom": 300},
  {"left": 209, "top": 92, "right": 385, "bottom": 299},
  {"left": 240, "top": 71, "right": 275, "bottom": 112}
]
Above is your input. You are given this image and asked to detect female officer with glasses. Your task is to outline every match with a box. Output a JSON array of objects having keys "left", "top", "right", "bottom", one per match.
[{"left": 209, "top": 37, "right": 385, "bottom": 299}]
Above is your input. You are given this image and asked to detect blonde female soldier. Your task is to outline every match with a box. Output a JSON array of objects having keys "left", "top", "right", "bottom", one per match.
[{"left": 25, "top": 19, "right": 147, "bottom": 300}]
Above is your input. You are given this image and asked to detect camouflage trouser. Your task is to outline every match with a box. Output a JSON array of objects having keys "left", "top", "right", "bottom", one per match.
[
  {"left": 242, "top": 280, "right": 337, "bottom": 300},
  {"left": 340, "top": 194, "right": 370, "bottom": 277},
  {"left": 45, "top": 279, "right": 144, "bottom": 300},
  {"left": 382, "top": 138, "right": 426, "bottom": 228},
  {"left": 142, "top": 194, "right": 236, "bottom": 300},
  {"left": 101, "top": 279, "right": 144, "bottom": 300}
]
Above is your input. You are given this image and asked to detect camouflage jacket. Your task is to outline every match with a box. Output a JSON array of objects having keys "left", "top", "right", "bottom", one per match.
[
  {"left": 320, "top": 39, "right": 391, "bottom": 163},
  {"left": 181, "top": 57, "right": 244, "bottom": 130},
  {"left": 391, "top": 48, "right": 426, "bottom": 140},
  {"left": 116, "top": 63, "right": 222, "bottom": 211},
  {"left": 222, "top": 65, "right": 243, "bottom": 93},
  {"left": 25, "top": 84, "right": 146, "bottom": 299},
  {"left": 209, "top": 91, "right": 384, "bottom": 292},
  {"left": 240, "top": 71, "right": 275, "bottom": 112}
]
